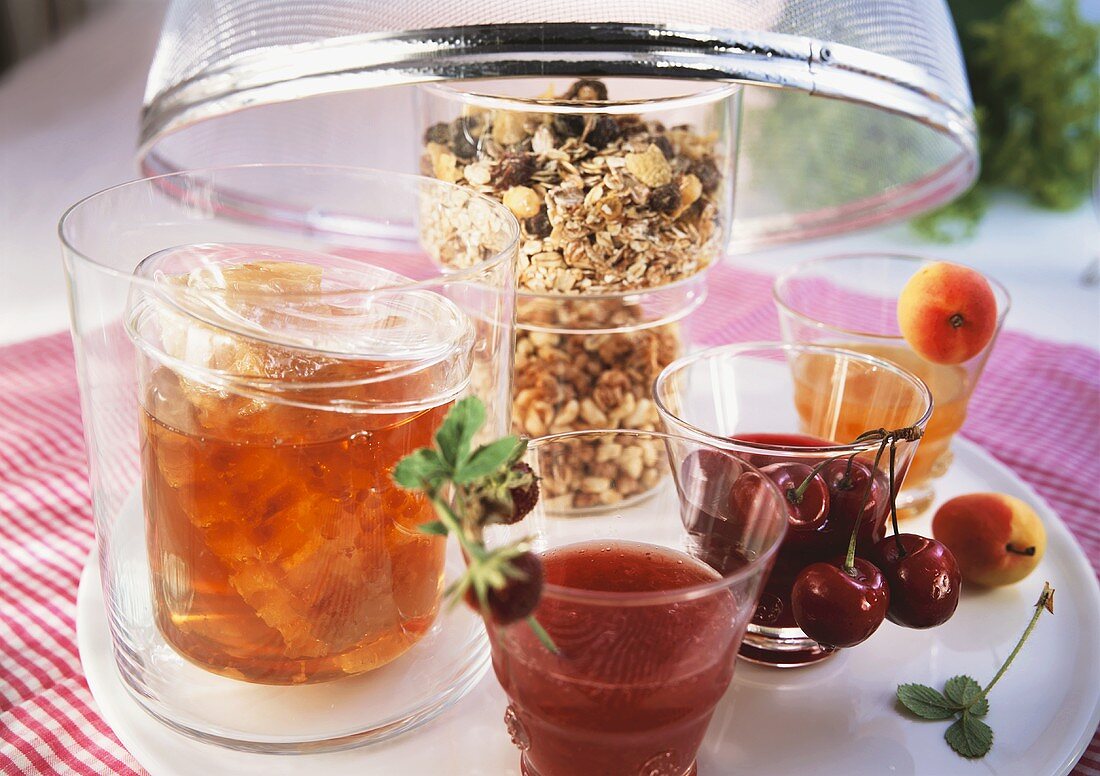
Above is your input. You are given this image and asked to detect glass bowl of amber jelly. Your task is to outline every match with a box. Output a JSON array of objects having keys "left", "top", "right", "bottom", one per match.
[{"left": 61, "top": 164, "right": 519, "bottom": 751}]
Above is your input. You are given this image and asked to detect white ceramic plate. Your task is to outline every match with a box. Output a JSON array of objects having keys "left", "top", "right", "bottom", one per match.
[{"left": 78, "top": 439, "right": 1100, "bottom": 775}]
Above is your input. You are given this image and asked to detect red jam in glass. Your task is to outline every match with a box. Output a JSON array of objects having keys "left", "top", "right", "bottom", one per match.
[{"left": 489, "top": 540, "right": 742, "bottom": 776}]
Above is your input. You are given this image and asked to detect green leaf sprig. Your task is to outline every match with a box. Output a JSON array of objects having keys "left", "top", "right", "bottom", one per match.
[
  {"left": 393, "top": 397, "right": 557, "bottom": 652},
  {"left": 897, "top": 582, "right": 1055, "bottom": 758}
]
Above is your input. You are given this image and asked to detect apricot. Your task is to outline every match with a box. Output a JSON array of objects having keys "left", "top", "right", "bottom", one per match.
[
  {"left": 897, "top": 262, "right": 997, "bottom": 364},
  {"left": 931, "top": 493, "right": 1046, "bottom": 587}
]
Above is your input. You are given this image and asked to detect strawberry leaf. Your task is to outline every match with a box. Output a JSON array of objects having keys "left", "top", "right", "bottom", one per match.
[
  {"left": 434, "top": 396, "right": 485, "bottom": 468},
  {"left": 894, "top": 582, "right": 1055, "bottom": 761},
  {"left": 392, "top": 448, "right": 449, "bottom": 490},
  {"left": 944, "top": 675, "right": 988, "bottom": 716},
  {"left": 945, "top": 713, "right": 993, "bottom": 758},
  {"left": 897, "top": 684, "right": 958, "bottom": 720},
  {"left": 392, "top": 396, "right": 556, "bottom": 653},
  {"left": 456, "top": 436, "right": 523, "bottom": 484}
]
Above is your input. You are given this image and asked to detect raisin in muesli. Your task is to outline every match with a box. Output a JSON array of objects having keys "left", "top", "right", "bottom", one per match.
[
  {"left": 649, "top": 182, "right": 682, "bottom": 214},
  {"left": 494, "top": 152, "right": 536, "bottom": 189}
]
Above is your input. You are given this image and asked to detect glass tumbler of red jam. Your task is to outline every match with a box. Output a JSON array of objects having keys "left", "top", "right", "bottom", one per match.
[
  {"left": 482, "top": 430, "right": 788, "bottom": 776},
  {"left": 654, "top": 342, "right": 932, "bottom": 667}
]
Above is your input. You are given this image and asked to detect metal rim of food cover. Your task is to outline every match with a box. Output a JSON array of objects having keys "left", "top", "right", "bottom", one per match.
[{"left": 138, "top": 13, "right": 978, "bottom": 248}]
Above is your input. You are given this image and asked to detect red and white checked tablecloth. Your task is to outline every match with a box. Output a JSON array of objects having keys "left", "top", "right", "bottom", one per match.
[{"left": 1, "top": 266, "right": 1098, "bottom": 775}]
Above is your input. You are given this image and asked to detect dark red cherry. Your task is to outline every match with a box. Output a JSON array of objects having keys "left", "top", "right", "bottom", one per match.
[
  {"left": 726, "top": 469, "right": 773, "bottom": 521},
  {"left": 689, "top": 470, "right": 771, "bottom": 574},
  {"left": 821, "top": 457, "right": 889, "bottom": 555},
  {"left": 760, "top": 462, "right": 829, "bottom": 531},
  {"left": 465, "top": 551, "right": 544, "bottom": 625},
  {"left": 681, "top": 449, "right": 743, "bottom": 510},
  {"left": 871, "top": 534, "right": 961, "bottom": 629},
  {"left": 790, "top": 558, "right": 889, "bottom": 648},
  {"left": 685, "top": 449, "right": 743, "bottom": 481}
]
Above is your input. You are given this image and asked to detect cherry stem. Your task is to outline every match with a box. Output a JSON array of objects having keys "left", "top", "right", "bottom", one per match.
[
  {"left": 791, "top": 454, "right": 843, "bottom": 502},
  {"left": 888, "top": 438, "right": 906, "bottom": 558},
  {"left": 845, "top": 435, "right": 889, "bottom": 573},
  {"left": 841, "top": 452, "right": 858, "bottom": 486},
  {"left": 976, "top": 583, "right": 1054, "bottom": 703},
  {"left": 853, "top": 428, "right": 888, "bottom": 444},
  {"left": 1006, "top": 544, "right": 1037, "bottom": 556}
]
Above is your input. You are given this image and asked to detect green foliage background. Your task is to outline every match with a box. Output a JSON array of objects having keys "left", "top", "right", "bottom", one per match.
[{"left": 912, "top": 0, "right": 1099, "bottom": 240}]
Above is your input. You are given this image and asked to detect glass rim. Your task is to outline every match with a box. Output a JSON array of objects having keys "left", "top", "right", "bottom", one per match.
[
  {"left": 515, "top": 263, "right": 713, "bottom": 303},
  {"left": 58, "top": 163, "right": 521, "bottom": 296},
  {"left": 527, "top": 428, "right": 788, "bottom": 607},
  {"left": 653, "top": 341, "right": 935, "bottom": 456},
  {"left": 420, "top": 77, "right": 741, "bottom": 115},
  {"left": 516, "top": 270, "right": 710, "bottom": 334},
  {"left": 772, "top": 252, "right": 1012, "bottom": 342}
]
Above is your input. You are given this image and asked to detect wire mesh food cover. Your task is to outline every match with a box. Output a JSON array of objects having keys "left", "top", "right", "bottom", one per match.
[{"left": 139, "top": 0, "right": 977, "bottom": 247}]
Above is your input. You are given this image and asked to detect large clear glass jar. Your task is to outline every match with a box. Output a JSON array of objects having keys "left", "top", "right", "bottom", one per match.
[
  {"left": 60, "top": 165, "right": 517, "bottom": 750},
  {"left": 513, "top": 278, "right": 706, "bottom": 509},
  {"left": 417, "top": 77, "right": 739, "bottom": 503}
]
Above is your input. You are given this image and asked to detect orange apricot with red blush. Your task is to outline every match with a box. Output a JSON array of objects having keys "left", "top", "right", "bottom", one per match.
[
  {"left": 932, "top": 493, "right": 1045, "bottom": 587},
  {"left": 897, "top": 262, "right": 998, "bottom": 365}
]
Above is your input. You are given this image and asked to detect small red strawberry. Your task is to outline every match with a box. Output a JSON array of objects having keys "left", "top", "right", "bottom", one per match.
[
  {"left": 465, "top": 551, "right": 544, "bottom": 624},
  {"left": 479, "top": 462, "right": 539, "bottom": 525},
  {"left": 507, "top": 462, "right": 539, "bottom": 522}
]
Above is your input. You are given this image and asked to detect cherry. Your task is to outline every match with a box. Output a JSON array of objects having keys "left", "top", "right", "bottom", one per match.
[
  {"left": 684, "top": 448, "right": 743, "bottom": 482},
  {"left": 465, "top": 551, "right": 544, "bottom": 625},
  {"left": 820, "top": 457, "right": 889, "bottom": 555},
  {"left": 726, "top": 469, "right": 773, "bottom": 520},
  {"left": 790, "top": 558, "right": 889, "bottom": 648},
  {"left": 759, "top": 462, "right": 829, "bottom": 531},
  {"left": 680, "top": 449, "right": 743, "bottom": 514},
  {"left": 681, "top": 449, "right": 744, "bottom": 538},
  {"left": 688, "top": 470, "right": 768, "bottom": 574},
  {"left": 871, "top": 534, "right": 961, "bottom": 629}
]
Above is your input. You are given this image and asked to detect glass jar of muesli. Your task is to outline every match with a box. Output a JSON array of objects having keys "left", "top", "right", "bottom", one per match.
[{"left": 417, "top": 78, "right": 739, "bottom": 508}]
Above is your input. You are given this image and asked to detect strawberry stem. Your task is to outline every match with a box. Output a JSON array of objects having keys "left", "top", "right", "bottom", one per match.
[
  {"left": 526, "top": 615, "right": 560, "bottom": 654},
  {"left": 430, "top": 492, "right": 486, "bottom": 561},
  {"left": 976, "top": 583, "right": 1054, "bottom": 703}
]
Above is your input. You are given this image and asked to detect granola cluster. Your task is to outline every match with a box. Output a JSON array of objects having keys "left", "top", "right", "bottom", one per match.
[
  {"left": 536, "top": 433, "right": 667, "bottom": 512},
  {"left": 420, "top": 80, "right": 725, "bottom": 508},
  {"left": 419, "top": 79, "right": 725, "bottom": 294},
  {"left": 513, "top": 297, "right": 679, "bottom": 508}
]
